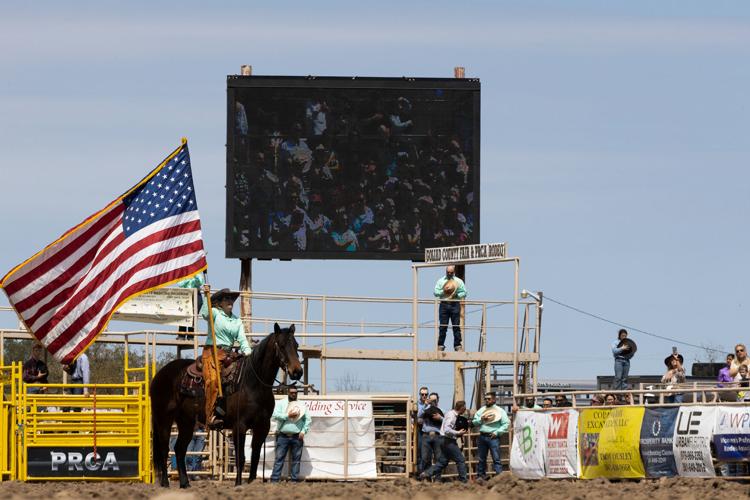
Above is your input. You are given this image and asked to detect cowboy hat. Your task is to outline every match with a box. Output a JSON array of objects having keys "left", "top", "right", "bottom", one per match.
[
  {"left": 664, "top": 353, "right": 684, "bottom": 367},
  {"left": 211, "top": 288, "right": 240, "bottom": 304}
]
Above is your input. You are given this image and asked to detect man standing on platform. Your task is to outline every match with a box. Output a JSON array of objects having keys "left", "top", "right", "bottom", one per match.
[
  {"left": 271, "top": 386, "right": 311, "bottom": 483},
  {"left": 433, "top": 265, "right": 467, "bottom": 351},
  {"left": 23, "top": 343, "right": 48, "bottom": 394},
  {"left": 472, "top": 391, "right": 509, "bottom": 481},
  {"left": 612, "top": 329, "right": 632, "bottom": 390}
]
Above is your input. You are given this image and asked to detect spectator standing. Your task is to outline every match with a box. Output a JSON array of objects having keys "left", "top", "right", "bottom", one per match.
[
  {"left": 433, "top": 265, "right": 467, "bottom": 351},
  {"left": 472, "top": 391, "right": 509, "bottom": 481},
  {"left": 23, "top": 343, "right": 48, "bottom": 394},
  {"left": 415, "top": 386, "right": 429, "bottom": 474},
  {"left": 612, "top": 329, "right": 633, "bottom": 390},
  {"left": 554, "top": 394, "right": 572, "bottom": 407},
  {"left": 68, "top": 352, "right": 90, "bottom": 395},
  {"left": 735, "top": 365, "right": 750, "bottom": 401},
  {"left": 661, "top": 352, "right": 686, "bottom": 404},
  {"left": 420, "top": 393, "right": 444, "bottom": 473},
  {"left": 271, "top": 386, "right": 311, "bottom": 482},
  {"left": 729, "top": 344, "right": 750, "bottom": 377},
  {"left": 420, "top": 400, "right": 468, "bottom": 483},
  {"left": 718, "top": 354, "right": 735, "bottom": 387},
  {"left": 541, "top": 398, "right": 553, "bottom": 409}
]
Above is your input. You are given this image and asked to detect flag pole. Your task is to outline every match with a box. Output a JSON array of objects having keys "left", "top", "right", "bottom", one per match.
[{"left": 203, "top": 271, "right": 223, "bottom": 398}]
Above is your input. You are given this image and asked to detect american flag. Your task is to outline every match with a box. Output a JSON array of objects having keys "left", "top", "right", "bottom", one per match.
[{"left": 0, "top": 141, "right": 207, "bottom": 363}]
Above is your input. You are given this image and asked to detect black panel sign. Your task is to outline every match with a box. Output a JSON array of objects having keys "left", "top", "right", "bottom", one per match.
[{"left": 27, "top": 446, "right": 139, "bottom": 478}]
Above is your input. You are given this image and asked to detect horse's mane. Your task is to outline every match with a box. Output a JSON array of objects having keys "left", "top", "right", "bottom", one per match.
[{"left": 242, "top": 330, "right": 275, "bottom": 385}]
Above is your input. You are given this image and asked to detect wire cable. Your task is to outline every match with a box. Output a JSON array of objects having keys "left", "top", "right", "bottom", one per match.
[{"left": 542, "top": 294, "right": 723, "bottom": 353}]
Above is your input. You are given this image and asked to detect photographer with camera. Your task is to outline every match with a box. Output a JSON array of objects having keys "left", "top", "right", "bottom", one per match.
[{"left": 419, "top": 400, "right": 468, "bottom": 483}]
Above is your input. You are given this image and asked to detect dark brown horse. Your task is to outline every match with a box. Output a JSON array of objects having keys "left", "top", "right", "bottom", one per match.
[{"left": 150, "top": 323, "right": 303, "bottom": 487}]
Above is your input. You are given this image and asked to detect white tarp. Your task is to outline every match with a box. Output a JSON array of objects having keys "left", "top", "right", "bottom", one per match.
[
  {"left": 510, "top": 410, "right": 547, "bottom": 479},
  {"left": 673, "top": 406, "right": 716, "bottom": 477},
  {"left": 113, "top": 287, "right": 195, "bottom": 326},
  {"left": 545, "top": 409, "right": 579, "bottom": 478},
  {"left": 252, "top": 399, "right": 377, "bottom": 480}
]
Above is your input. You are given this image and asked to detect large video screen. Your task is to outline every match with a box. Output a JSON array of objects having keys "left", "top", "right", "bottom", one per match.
[{"left": 226, "top": 76, "right": 480, "bottom": 260}]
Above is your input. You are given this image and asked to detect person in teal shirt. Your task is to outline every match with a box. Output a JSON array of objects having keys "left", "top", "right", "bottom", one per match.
[
  {"left": 433, "top": 265, "right": 467, "bottom": 351},
  {"left": 200, "top": 287, "right": 252, "bottom": 428},
  {"left": 271, "top": 386, "right": 311, "bottom": 482},
  {"left": 471, "top": 391, "right": 509, "bottom": 480},
  {"left": 175, "top": 272, "right": 204, "bottom": 338}
]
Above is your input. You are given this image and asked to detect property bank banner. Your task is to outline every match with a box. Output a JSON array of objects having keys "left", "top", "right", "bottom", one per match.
[
  {"left": 640, "top": 407, "right": 678, "bottom": 477},
  {"left": 545, "top": 409, "right": 579, "bottom": 478},
  {"left": 578, "top": 407, "right": 645, "bottom": 479},
  {"left": 713, "top": 406, "right": 750, "bottom": 461},
  {"left": 510, "top": 411, "right": 547, "bottom": 479},
  {"left": 673, "top": 406, "right": 716, "bottom": 477}
]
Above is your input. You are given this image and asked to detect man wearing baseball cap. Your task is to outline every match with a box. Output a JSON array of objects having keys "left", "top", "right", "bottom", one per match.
[{"left": 433, "top": 265, "right": 467, "bottom": 351}]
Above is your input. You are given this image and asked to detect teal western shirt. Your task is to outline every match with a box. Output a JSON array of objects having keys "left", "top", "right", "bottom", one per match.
[
  {"left": 199, "top": 301, "right": 252, "bottom": 355},
  {"left": 472, "top": 404, "right": 510, "bottom": 436},
  {"left": 433, "top": 276, "right": 467, "bottom": 300},
  {"left": 272, "top": 397, "right": 312, "bottom": 435}
]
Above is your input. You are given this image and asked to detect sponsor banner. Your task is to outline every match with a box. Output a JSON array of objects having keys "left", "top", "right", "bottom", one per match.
[
  {"left": 673, "top": 406, "right": 716, "bottom": 477},
  {"left": 545, "top": 409, "right": 579, "bottom": 478},
  {"left": 640, "top": 407, "right": 679, "bottom": 477},
  {"left": 579, "top": 407, "right": 645, "bottom": 479},
  {"left": 113, "top": 287, "right": 195, "bottom": 326},
  {"left": 713, "top": 406, "right": 750, "bottom": 461},
  {"left": 510, "top": 410, "right": 547, "bottom": 479},
  {"left": 252, "top": 399, "right": 376, "bottom": 480},
  {"left": 27, "top": 446, "right": 139, "bottom": 478},
  {"left": 424, "top": 242, "right": 507, "bottom": 264}
]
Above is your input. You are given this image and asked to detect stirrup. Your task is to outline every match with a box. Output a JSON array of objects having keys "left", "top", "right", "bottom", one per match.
[{"left": 207, "top": 415, "right": 224, "bottom": 430}]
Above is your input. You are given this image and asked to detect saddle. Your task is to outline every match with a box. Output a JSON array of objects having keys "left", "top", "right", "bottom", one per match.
[{"left": 179, "top": 352, "right": 246, "bottom": 398}]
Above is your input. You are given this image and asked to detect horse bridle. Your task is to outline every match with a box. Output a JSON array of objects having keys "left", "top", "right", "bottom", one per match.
[{"left": 245, "top": 335, "right": 299, "bottom": 389}]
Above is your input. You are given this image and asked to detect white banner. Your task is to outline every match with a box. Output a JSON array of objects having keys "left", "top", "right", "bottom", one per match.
[
  {"left": 424, "top": 242, "right": 507, "bottom": 264},
  {"left": 673, "top": 406, "right": 716, "bottom": 477},
  {"left": 545, "top": 409, "right": 579, "bottom": 478},
  {"left": 510, "top": 411, "right": 547, "bottom": 479},
  {"left": 252, "top": 399, "right": 377, "bottom": 480},
  {"left": 713, "top": 406, "right": 750, "bottom": 461},
  {"left": 113, "top": 287, "right": 195, "bottom": 326}
]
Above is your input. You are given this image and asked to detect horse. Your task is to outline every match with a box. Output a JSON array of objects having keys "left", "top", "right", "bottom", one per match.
[{"left": 150, "top": 323, "right": 303, "bottom": 488}]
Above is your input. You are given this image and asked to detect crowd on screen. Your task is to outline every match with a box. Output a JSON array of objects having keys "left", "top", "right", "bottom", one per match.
[{"left": 230, "top": 93, "right": 475, "bottom": 254}]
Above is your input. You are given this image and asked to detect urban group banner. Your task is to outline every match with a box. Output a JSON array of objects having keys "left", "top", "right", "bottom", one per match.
[{"left": 253, "top": 399, "right": 377, "bottom": 480}]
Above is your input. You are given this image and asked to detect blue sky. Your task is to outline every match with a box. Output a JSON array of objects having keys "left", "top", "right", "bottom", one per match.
[{"left": 1, "top": 1, "right": 749, "bottom": 395}]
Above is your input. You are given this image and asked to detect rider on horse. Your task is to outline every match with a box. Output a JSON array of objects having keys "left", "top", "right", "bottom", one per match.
[{"left": 201, "top": 286, "right": 252, "bottom": 428}]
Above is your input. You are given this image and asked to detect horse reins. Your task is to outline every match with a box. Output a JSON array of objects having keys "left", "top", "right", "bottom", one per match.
[{"left": 244, "top": 338, "right": 298, "bottom": 389}]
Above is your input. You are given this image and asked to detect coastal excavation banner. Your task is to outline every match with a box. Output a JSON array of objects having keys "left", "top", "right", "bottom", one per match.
[
  {"left": 510, "top": 411, "right": 547, "bottom": 478},
  {"left": 713, "top": 406, "right": 750, "bottom": 461},
  {"left": 545, "top": 409, "right": 579, "bottom": 478},
  {"left": 673, "top": 406, "right": 716, "bottom": 477},
  {"left": 579, "top": 407, "right": 645, "bottom": 479},
  {"left": 640, "top": 407, "right": 678, "bottom": 477}
]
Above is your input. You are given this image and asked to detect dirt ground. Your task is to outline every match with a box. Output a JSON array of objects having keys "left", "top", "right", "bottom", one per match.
[{"left": 1, "top": 474, "right": 748, "bottom": 499}]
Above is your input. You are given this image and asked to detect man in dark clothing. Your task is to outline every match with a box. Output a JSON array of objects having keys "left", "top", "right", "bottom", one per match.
[
  {"left": 23, "top": 343, "right": 48, "bottom": 394},
  {"left": 420, "top": 393, "right": 444, "bottom": 472}
]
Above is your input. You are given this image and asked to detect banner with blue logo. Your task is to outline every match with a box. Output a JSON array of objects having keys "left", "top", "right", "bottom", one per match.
[
  {"left": 640, "top": 407, "right": 678, "bottom": 477},
  {"left": 713, "top": 406, "right": 750, "bottom": 461}
]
